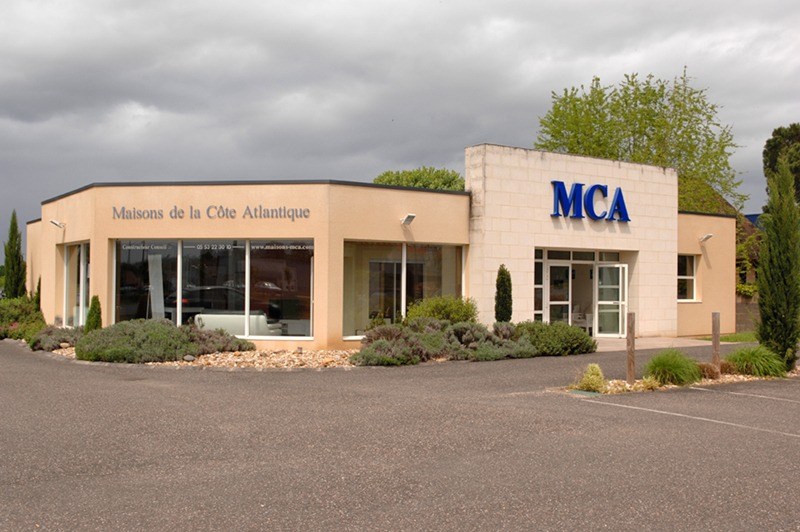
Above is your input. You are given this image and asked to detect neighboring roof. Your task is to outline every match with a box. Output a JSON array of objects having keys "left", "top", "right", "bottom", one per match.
[
  {"left": 41, "top": 179, "right": 471, "bottom": 205},
  {"left": 745, "top": 213, "right": 762, "bottom": 229}
]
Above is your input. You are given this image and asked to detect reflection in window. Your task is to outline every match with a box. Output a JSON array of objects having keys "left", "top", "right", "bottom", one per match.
[
  {"left": 180, "top": 240, "right": 246, "bottom": 332},
  {"left": 343, "top": 242, "right": 462, "bottom": 336},
  {"left": 116, "top": 241, "right": 178, "bottom": 323},
  {"left": 250, "top": 241, "right": 313, "bottom": 337},
  {"left": 66, "top": 243, "right": 90, "bottom": 327}
]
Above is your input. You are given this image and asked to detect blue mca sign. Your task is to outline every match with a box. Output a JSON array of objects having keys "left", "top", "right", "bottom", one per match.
[{"left": 550, "top": 181, "right": 631, "bottom": 222}]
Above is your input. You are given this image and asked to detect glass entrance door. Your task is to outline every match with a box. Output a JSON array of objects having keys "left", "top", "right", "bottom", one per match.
[
  {"left": 594, "top": 264, "right": 628, "bottom": 337},
  {"left": 548, "top": 263, "right": 571, "bottom": 323}
]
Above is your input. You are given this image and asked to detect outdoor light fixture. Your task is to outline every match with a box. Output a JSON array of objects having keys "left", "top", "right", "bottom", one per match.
[
  {"left": 401, "top": 213, "right": 416, "bottom": 226},
  {"left": 49, "top": 219, "right": 66, "bottom": 229},
  {"left": 699, "top": 233, "right": 714, "bottom": 243}
]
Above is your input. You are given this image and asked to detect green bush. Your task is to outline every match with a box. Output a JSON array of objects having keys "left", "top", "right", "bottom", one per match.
[
  {"left": 495, "top": 264, "right": 512, "bottom": 322},
  {"left": 725, "top": 346, "right": 786, "bottom": 377},
  {"left": 644, "top": 349, "right": 702, "bottom": 385},
  {"left": 350, "top": 339, "right": 420, "bottom": 366},
  {"left": 492, "top": 322, "right": 517, "bottom": 341},
  {"left": 30, "top": 325, "right": 83, "bottom": 351},
  {"left": 469, "top": 342, "right": 507, "bottom": 362},
  {"left": 515, "top": 320, "right": 597, "bottom": 356},
  {"left": 75, "top": 319, "right": 255, "bottom": 363},
  {"left": 179, "top": 324, "right": 256, "bottom": 354},
  {"left": 697, "top": 362, "right": 720, "bottom": 380},
  {"left": 84, "top": 295, "right": 102, "bottom": 333},
  {"left": 574, "top": 363, "right": 606, "bottom": 392},
  {"left": 404, "top": 296, "right": 477, "bottom": 324},
  {"left": 445, "top": 321, "right": 495, "bottom": 350},
  {"left": 500, "top": 337, "right": 537, "bottom": 359},
  {"left": 0, "top": 296, "right": 46, "bottom": 343}
]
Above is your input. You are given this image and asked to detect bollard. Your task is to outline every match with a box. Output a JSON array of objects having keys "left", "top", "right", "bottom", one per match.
[
  {"left": 712, "top": 312, "right": 720, "bottom": 368},
  {"left": 627, "top": 312, "right": 635, "bottom": 385}
]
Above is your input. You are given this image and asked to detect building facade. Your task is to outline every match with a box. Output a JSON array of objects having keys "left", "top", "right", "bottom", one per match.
[{"left": 26, "top": 145, "right": 736, "bottom": 349}]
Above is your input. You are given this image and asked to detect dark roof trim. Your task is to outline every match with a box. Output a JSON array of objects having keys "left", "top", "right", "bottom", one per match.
[
  {"left": 26, "top": 218, "right": 42, "bottom": 225},
  {"left": 41, "top": 179, "right": 470, "bottom": 205},
  {"left": 678, "top": 210, "right": 737, "bottom": 219}
]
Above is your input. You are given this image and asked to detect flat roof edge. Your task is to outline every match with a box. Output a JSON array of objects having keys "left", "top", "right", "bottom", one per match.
[
  {"left": 41, "top": 179, "right": 470, "bottom": 205},
  {"left": 26, "top": 218, "right": 42, "bottom": 225},
  {"left": 466, "top": 143, "right": 678, "bottom": 174},
  {"left": 678, "top": 210, "right": 738, "bottom": 219}
]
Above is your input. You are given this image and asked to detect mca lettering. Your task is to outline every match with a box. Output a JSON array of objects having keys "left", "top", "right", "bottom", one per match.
[{"left": 551, "top": 180, "right": 630, "bottom": 222}]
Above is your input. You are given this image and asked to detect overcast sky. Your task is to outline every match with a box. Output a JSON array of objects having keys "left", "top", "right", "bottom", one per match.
[{"left": 2, "top": 0, "right": 798, "bottom": 260}]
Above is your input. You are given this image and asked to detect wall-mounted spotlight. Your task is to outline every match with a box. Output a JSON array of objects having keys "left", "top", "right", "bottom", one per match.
[
  {"left": 699, "top": 233, "right": 714, "bottom": 243},
  {"left": 50, "top": 219, "right": 66, "bottom": 229},
  {"left": 401, "top": 213, "right": 416, "bottom": 226}
]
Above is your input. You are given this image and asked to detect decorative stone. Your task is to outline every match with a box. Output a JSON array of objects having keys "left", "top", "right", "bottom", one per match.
[
  {"left": 183, "top": 355, "right": 196, "bottom": 362},
  {"left": 60, "top": 342, "right": 71, "bottom": 349}
]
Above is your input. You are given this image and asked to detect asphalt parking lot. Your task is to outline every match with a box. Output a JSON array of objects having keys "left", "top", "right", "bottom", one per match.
[{"left": 2, "top": 339, "right": 799, "bottom": 530}]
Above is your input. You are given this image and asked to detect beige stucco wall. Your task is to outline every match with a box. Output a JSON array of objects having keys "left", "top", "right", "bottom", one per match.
[
  {"left": 25, "top": 219, "right": 42, "bottom": 295},
  {"left": 676, "top": 213, "right": 736, "bottom": 336},
  {"left": 29, "top": 182, "right": 469, "bottom": 350},
  {"left": 466, "top": 144, "right": 679, "bottom": 336}
]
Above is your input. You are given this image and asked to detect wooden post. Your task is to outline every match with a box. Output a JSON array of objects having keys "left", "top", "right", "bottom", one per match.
[
  {"left": 627, "top": 312, "right": 635, "bottom": 385},
  {"left": 712, "top": 312, "right": 721, "bottom": 368}
]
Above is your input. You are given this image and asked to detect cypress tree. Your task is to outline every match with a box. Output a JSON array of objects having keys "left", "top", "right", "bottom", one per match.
[
  {"left": 757, "top": 156, "right": 800, "bottom": 370},
  {"left": 85, "top": 295, "right": 102, "bottom": 333},
  {"left": 4, "top": 210, "right": 26, "bottom": 299},
  {"left": 495, "top": 264, "right": 513, "bottom": 322}
]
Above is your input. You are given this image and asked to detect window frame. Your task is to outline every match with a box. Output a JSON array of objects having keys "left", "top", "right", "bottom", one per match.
[{"left": 677, "top": 254, "right": 697, "bottom": 302}]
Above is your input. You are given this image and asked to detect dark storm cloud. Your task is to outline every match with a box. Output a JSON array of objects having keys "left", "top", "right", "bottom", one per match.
[{"left": 1, "top": 0, "right": 798, "bottom": 258}]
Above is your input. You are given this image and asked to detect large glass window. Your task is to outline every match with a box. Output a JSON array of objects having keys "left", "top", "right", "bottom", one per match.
[
  {"left": 250, "top": 241, "right": 313, "bottom": 337},
  {"left": 116, "top": 241, "right": 178, "bottom": 323},
  {"left": 180, "top": 240, "right": 246, "bottom": 331},
  {"left": 115, "top": 239, "right": 312, "bottom": 338},
  {"left": 65, "top": 243, "right": 90, "bottom": 327},
  {"left": 342, "top": 242, "right": 462, "bottom": 337}
]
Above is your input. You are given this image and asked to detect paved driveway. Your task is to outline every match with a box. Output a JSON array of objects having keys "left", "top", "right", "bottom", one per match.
[{"left": 2, "top": 339, "right": 798, "bottom": 530}]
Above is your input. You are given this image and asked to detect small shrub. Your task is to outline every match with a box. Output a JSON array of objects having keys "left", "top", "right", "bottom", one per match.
[
  {"left": 404, "top": 296, "right": 477, "bottom": 324},
  {"left": 180, "top": 324, "right": 255, "bottom": 355},
  {"left": 362, "top": 324, "right": 408, "bottom": 344},
  {"left": 637, "top": 376, "right": 662, "bottom": 391},
  {"left": 30, "top": 325, "right": 82, "bottom": 351},
  {"left": 350, "top": 339, "right": 420, "bottom": 366},
  {"left": 644, "top": 349, "right": 702, "bottom": 386},
  {"left": 469, "top": 342, "right": 507, "bottom": 362},
  {"left": 75, "top": 319, "right": 255, "bottom": 363},
  {"left": 0, "top": 295, "right": 46, "bottom": 344},
  {"left": 406, "top": 317, "right": 447, "bottom": 334},
  {"left": 719, "top": 360, "right": 738, "bottom": 374},
  {"left": 84, "top": 295, "right": 102, "bottom": 333},
  {"left": 697, "top": 362, "right": 721, "bottom": 380},
  {"left": 574, "top": 364, "right": 606, "bottom": 392},
  {"left": 502, "top": 337, "right": 537, "bottom": 359},
  {"left": 492, "top": 322, "right": 517, "bottom": 341},
  {"left": 515, "top": 320, "right": 596, "bottom": 356},
  {"left": 366, "top": 313, "right": 388, "bottom": 331},
  {"left": 725, "top": 346, "right": 786, "bottom": 377},
  {"left": 446, "top": 321, "right": 494, "bottom": 350},
  {"left": 495, "top": 264, "right": 512, "bottom": 322}
]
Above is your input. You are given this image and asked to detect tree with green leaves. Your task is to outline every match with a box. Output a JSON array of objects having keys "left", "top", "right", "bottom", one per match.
[
  {"left": 494, "top": 264, "right": 512, "bottom": 322},
  {"left": 4, "top": 210, "right": 26, "bottom": 299},
  {"left": 535, "top": 70, "right": 745, "bottom": 212},
  {"left": 757, "top": 156, "right": 800, "bottom": 370},
  {"left": 763, "top": 123, "right": 800, "bottom": 203},
  {"left": 373, "top": 166, "right": 464, "bottom": 191},
  {"left": 85, "top": 295, "right": 102, "bottom": 333}
]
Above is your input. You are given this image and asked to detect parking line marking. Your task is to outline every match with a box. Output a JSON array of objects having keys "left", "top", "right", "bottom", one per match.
[
  {"left": 581, "top": 399, "right": 800, "bottom": 439},
  {"left": 689, "top": 386, "right": 800, "bottom": 404}
]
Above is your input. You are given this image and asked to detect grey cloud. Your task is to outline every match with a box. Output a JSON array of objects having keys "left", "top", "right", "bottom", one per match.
[{"left": 1, "top": 0, "right": 799, "bottom": 257}]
